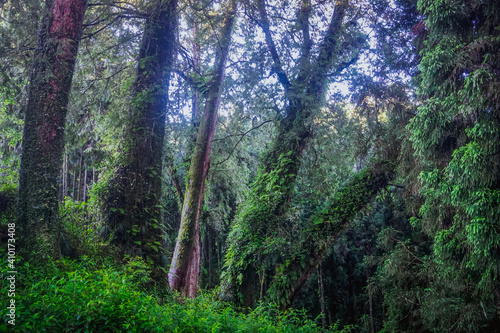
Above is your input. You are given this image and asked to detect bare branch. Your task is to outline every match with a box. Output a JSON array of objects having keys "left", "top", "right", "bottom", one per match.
[
  {"left": 212, "top": 119, "right": 274, "bottom": 168},
  {"left": 307, "top": 0, "right": 349, "bottom": 98}
]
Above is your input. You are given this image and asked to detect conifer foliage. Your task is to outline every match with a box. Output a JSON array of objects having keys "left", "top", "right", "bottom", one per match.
[
  {"left": 2, "top": 0, "right": 500, "bottom": 331},
  {"left": 407, "top": 0, "right": 500, "bottom": 329}
]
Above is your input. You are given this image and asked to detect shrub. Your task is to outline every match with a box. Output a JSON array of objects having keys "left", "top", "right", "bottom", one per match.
[{"left": 0, "top": 256, "right": 352, "bottom": 332}]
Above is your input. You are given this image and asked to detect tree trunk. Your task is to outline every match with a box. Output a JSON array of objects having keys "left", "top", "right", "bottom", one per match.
[
  {"left": 83, "top": 163, "right": 87, "bottom": 202},
  {"left": 168, "top": 0, "right": 237, "bottom": 298},
  {"left": 266, "top": 164, "right": 394, "bottom": 308},
  {"left": 61, "top": 153, "right": 67, "bottom": 201},
  {"left": 104, "top": 0, "right": 177, "bottom": 278},
  {"left": 77, "top": 152, "right": 83, "bottom": 201},
  {"left": 17, "top": 0, "right": 87, "bottom": 259},
  {"left": 208, "top": 227, "right": 212, "bottom": 288},
  {"left": 221, "top": 0, "right": 353, "bottom": 306},
  {"left": 318, "top": 263, "right": 326, "bottom": 328}
]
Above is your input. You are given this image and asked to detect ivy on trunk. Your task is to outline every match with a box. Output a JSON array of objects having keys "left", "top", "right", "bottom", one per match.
[
  {"left": 103, "top": 0, "right": 177, "bottom": 278},
  {"left": 18, "top": 0, "right": 88, "bottom": 259},
  {"left": 220, "top": 0, "right": 360, "bottom": 306},
  {"left": 168, "top": 0, "right": 238, "bottom": 298}
]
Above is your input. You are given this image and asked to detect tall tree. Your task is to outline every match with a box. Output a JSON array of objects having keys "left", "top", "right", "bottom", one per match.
[
  {"left": 221, "top": 0, "right": 364, "bottom": 306},
  {"left": 168, "top": 0, "right": 238, "bottom": 298},
  {"left": 17, "top": 0, "right": 88, "bottom": 258},
  {"left": 407, "top": 0, "right": 500, "bottom": 330},
  {"left": 103, "top": 0, "right": 177, "bottom": 276}
]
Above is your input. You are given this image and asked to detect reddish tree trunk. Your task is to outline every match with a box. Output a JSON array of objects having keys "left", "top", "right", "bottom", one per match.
[
  {"left": 18, "top": 0, "right": 87, "bottom": 258},
  {"left": 168, "top": 0, "right": 237, "bottom": 298}
]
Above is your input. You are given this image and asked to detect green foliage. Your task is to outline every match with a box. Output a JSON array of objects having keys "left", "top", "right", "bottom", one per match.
[
  {"left": 59, "top": 197, "right": 110, "bottom": 259},
  {"left": 404, "top": 0, "right": 500, "bottom": 330},
  {"left": 0, "top": 255, "right": 350, "bottom": 332},
  {"left": 0, "top": 78, "right": 24, "bottom": 191},
  {"left": 222, "top": 147, "right": 304, "bottom": 300}
]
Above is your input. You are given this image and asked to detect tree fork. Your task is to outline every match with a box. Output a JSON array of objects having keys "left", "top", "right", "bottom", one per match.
[{"left": 221, "top": 0, "right": 351, "bottom": 306}]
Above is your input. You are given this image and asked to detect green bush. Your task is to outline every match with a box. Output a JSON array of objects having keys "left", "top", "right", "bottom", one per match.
[{"left": 0, "top": 256, "right": 351, "bottom": 332}]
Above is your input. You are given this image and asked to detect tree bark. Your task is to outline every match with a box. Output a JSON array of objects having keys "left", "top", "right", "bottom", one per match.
[
  {"left": 17, "top": 0, "right": 87, "bottom": 259},
  {"left": 318, "top": 263, "right": 326, "bottom": 328},
  {"left": 103, "top": 0, "right": 177, "bottom": 277},
  {"left": 168, "top": 0, "right": 238, "bottom": 298}
]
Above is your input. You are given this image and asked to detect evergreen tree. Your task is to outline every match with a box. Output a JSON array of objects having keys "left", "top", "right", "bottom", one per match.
[
  {"left": 221, "top": 0, "right": 366, "bottom": 306},
  {"left": 17, "top": 0, "right": 88, "bottom": 259},
  {"left": 169, "top": 0, "right": 238, "bottom": 298},
  {"left": 103, "top": 0, "right": 177, "bottom": 277},
  {"left": 408, "top": 0, "right": 500, "bottom": 330}
]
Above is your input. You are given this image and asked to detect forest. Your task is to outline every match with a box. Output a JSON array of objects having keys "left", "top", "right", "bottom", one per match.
[{"left": 0, "top": 0, "right": 499, "bottom": 331}]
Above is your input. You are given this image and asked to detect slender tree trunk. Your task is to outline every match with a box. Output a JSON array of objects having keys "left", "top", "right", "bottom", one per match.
[
  {"left": 104, "top": 0, "right": 177, "bottom": 278},
  {"left": 83, "top": 164, "right": 87, "bottom": 202},
  {"left": 167, "top": 159, "right": 184, "bottom": 206},
  {"left": 61, "top": 153, "right": 67, "bottom": 201},
  {"left": 77, "top": 152, "right": 83, "bottom": 201},
  {"left": 168, "top": 0, "right": 237, "bottom": 298},
  {"left": 17, "top": 0, "right": 87, "bottom": 259},
  {"left": 217, "top": 237, "right": 221, "bottom": 272},
  {"left": 208, "top": 228, "right": 212, "bottom": 288},
  {"left": 190, "top": 22, "right": 201, "bottom": 135},
  {"left": 318, "top": 263, "right": 326, "bottom": 328},
  {"left": 72, "top": 167, "right": 76, "bottom": 199},
  {"left": 369, "top": 291, "right": 375, "bottom": 333}
]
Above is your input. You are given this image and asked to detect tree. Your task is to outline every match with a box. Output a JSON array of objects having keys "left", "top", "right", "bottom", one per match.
[
  {"left": 169, "top": 0, "right": 238, "bottom": 298},
  {"left": 407, "top": 0, "right": 500, "bottom": 329},
  {"left": 103, "top": 0, "right": 177, "bottom": 276},
  {"left": 221, "top": 0, "right": 366, "bottom": 306},
  {"left": 17, "top": 0, "right": 88, "bottom": 258},
  {"left": 0, "top": 1, "right": 42, "bottom": 195}
]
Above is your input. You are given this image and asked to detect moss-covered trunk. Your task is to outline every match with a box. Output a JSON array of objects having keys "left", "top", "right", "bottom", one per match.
[
  {"left": 104, "top": 0, "right": 177, "bottom": 277},
  {"left": 266, "top": 164, "right": 394, "bottom": 308},
  {"left": 17, "top": 0, "right": 87, "bottom": 259},
  {"left": 168, "top": 0, "right": 237, "bottom": 298},
  {"left": 221, "top": 0, "right": 352, "bottom": 306}
]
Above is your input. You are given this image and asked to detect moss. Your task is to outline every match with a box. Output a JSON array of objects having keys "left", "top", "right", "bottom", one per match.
[
  {"left": 264, "top": 162, "right": 394, "bottom": 307},
  {"left": 102, "top": 0, "right": 177, "bottom": 272}
]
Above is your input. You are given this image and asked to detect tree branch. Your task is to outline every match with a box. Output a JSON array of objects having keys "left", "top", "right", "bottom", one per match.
[
  {"left": 212, "top": 119, "right": 273, "bottom": 168},
  {"left": 308, "top": 0, "right": 349, "bottom": 98},
  {"left": 256, "top": 0, "right": 291, "bottom": 93},
  {"left": 295, "top": 0, "right": 312, "bottom": 83}
]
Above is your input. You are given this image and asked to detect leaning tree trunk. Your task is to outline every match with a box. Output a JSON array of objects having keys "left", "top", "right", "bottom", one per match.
[
  {"left": 168, "top": 0, "right": 238, "bottom": 298},
  {"left": 265, "top": 163, "right": 395, "bottom": 308},
  {"left": 18, "top": 0, "right": 87, "bottom": 259},
  {"left": 104, "top": 0, "right": 177, "bottom": 277},
  {"left": 221, "top": 0, "right": 354, "bottom": 306}
]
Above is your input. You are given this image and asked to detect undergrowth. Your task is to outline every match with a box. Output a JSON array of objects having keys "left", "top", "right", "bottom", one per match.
[{"left": 0, "top": 255, "right": 352, "bottom": 332}]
